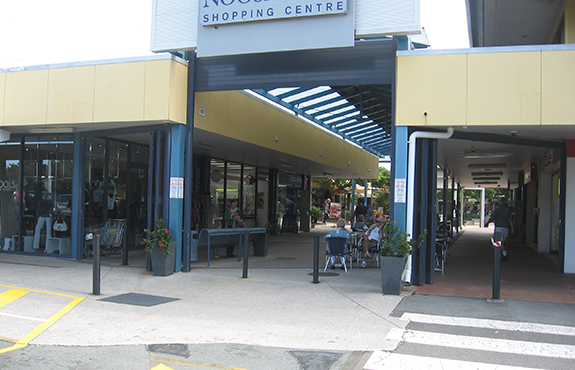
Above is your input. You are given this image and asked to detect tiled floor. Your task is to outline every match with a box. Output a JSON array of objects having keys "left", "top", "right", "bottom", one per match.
[{"left": 415, "top": 227, "right": 575, "bottom": 304}]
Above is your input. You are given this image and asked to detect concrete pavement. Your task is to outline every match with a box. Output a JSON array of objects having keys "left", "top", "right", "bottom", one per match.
[{"left": 1, "top": 224, "right": 575, "bottom": 369}]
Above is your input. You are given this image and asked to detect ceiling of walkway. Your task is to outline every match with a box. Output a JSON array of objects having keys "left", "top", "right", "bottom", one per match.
[
  {"left": 468, "top": 0, "right": 564, "bottom": 47},
  {"left": 252, "top": 84, "right": 392, "bottom": 158}
]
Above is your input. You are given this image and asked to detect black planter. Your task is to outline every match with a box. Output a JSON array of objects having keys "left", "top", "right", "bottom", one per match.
[
  {"left": 380, "top": 256, "right": 407, "bottom": 295},
  {"left": 150, "top": 243, "right": 176, "bottom": 276}
]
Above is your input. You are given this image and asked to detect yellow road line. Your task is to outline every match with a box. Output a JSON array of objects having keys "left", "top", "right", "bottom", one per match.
[
  {"left": 0, "top": 289, "right": 29, "bottom": 308},
  {"left": 0, "top": 285, "right": 85, "bottom": 354},
  {"left": 150, "top": 355, "right": 249, "bottom": 370},
  {"left": 150, "top": 365, "right": 173, "bottom": 370},
  {"left": 0, "top": 284, "right": 83, "bottom": 299}
]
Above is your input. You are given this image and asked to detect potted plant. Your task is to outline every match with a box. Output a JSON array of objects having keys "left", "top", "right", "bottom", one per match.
[
  {"left": 379, "top": 221, "right": 426, "bottom": 295},
  {"left": 144, "top": 219, "right": 175, "bottom": 276}
]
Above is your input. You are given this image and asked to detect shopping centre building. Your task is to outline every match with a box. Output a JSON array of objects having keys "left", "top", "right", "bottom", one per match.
[{"left": 1, "top": 0, "right": 574, "bottom": 284}]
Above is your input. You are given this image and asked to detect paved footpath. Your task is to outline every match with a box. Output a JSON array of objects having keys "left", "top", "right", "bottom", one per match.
[{"left": 2, "top": 238, "right": 575, "bottom": 369}]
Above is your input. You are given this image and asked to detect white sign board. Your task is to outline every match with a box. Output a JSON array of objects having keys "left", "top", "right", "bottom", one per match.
[
  {"left": 200, "top": 0, "right": 348, "bottom": 26},
  {"left": 394, "top": 178, "right": 406, "bottom": 203},
  {"left": 197, "top": 1, "right": 354, "bottom": 57},
  {"left": 170, "top": 177, "right": 184, "bottom": 199},
  {"left": 151, "top": 0, "right": 421, "bottom": 55}
]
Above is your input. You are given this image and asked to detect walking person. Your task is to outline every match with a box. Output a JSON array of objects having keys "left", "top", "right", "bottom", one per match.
[
  {"left": 485, "top": 201, "right": 514, "bottom": 261},
  {"left": 323, "top": 198, "right": 330, "bottom": 224}
]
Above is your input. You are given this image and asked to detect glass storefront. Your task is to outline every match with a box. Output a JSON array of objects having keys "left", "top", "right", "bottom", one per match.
[
  {"left": 0, "top": 138, "right": 74, "bottom": 254},
  {"left": 208, "top": 159, "right": 260, "bottom": 229},
  {"left": 0, "top": 133, "right": 299, "bottom": 257},
  {"left": 0, "top": 135, "right": 149, "bottom": 257}
]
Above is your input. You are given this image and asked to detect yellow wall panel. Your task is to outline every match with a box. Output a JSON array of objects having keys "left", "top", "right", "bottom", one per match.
[
  {"left": 0, "top": 73, "right": 5, "bottom": 126},
  {"left": 4, "top": 69, "right": 49, "bottom": 126},
  {"left": 542, "top": 49, "right": 575, "bottom": 124},
  {"left": 467, "top": 51, "right": 541, "bottom": 125},
  {"left": 168, "top": 61, "right": 188, "bottom": 124},
  {"left": 195, "top": 91, "right": 377, "bottom": 177},
  {"left": 93, "top": 62, "right": 146, "bottom": 122},
  {"left": 144, "top": 60, "right": 171, "bottom": 121},
  {"left": 47, "top": 66, "right": 95, "bottom": 124},
  {"left": 396, "top": 53, "right": 467, "bottom": 126},
  {"left": 565, "top": 7, "right": 575, "bottom": 44}
]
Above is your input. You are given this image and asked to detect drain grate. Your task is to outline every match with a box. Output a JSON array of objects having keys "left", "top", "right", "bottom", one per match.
[{"left": 99, "top": 292, "right": 179, "bottom": 307}]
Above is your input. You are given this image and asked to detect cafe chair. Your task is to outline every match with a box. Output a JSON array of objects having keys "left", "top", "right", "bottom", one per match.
[{"left": 324, "top": 236, "right": 351, "bottom": 273}]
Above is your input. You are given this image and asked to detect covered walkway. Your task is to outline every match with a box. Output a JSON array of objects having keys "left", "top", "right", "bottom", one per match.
[
  {"left": 94, "top": 223, "right": 575, "bottom": 304},
  {"left": 416, "top": 227, "right": 575, "bottom": 304}
]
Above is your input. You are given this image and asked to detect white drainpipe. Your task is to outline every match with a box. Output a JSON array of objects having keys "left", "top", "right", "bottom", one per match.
[{"left": 403, "top": 127, "right": 454, "bottom": 283}]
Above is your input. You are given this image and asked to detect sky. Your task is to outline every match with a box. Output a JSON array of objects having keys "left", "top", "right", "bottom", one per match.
[{"left": 0, "top": 0, "right": 469, "bottom": 69}]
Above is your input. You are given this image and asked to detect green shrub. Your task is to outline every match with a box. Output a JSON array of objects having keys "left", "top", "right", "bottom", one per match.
[{"left": 311, "top": 206, "right": 323, "bottom": 223}]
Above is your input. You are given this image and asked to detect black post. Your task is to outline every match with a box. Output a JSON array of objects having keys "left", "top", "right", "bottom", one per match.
[
  {"left": 313, "top": 234, "right": 319, "bottom": 284},
  {"left": 93, "top": 234, "right": 101, "bottom": 295},
  {"left": 492, "top": 231, "right": 502, "bottom": 300},
  {"left": 242, "top": 230, "right": 250, "bottom": 278}
]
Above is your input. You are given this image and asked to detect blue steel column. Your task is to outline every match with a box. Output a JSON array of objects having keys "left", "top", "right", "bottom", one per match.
[
  {"left": 351, "top": 179, "right": 355, "bottom": 227},
  {"left": 71, "top": 132, "right": 84, "bottom": 260},
  {"left": 168, "top": 124, "right": 185, "bottom": 273},
  {"left": 390, "top": 36, "right": 409, "bottom": 231},
  {"left": 183, "top": 51, "right": 196, "bottom": 272}
]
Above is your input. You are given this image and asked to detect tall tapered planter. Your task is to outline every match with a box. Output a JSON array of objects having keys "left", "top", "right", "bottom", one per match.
[
  {"left": 381, "top": 256, "right": 407, "bottom": 295},
  {"left": 150, "top": 243, "right": 176, "bottom": 276}
]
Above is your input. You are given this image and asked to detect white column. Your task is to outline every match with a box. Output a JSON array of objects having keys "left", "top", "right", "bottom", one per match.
[
  {"left": 565, "top": 158, "right": 575, "bottom": 273},
  {"left": 480, "top": 188, "right": 485, "bottom": 228},
  {"left": 538, "top": 172, "right": 552, "bottom": 253}
]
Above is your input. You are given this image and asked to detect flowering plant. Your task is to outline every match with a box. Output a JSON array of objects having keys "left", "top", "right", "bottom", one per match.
[
  {"left": 143, "top": 219, "right": 173, "bottom": 258},
  {"left": 380, "top": 221, "right": 426, "bottom": 258}
]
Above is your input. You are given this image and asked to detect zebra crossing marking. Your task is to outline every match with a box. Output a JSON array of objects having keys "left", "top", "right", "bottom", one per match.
[
  {"left": 364, "top": 351, "right": 544, "bottom": 370},
  {"left": 384, "top": 328, "right": 575, "bottom": 360},
  {"left": 401, "top": 312, "right": 575, "bottom": 337}
]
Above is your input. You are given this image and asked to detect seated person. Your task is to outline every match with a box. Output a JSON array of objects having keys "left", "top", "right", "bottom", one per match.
[
  {"left": 324, "top": 218, "right": 350, "bottom": 269},
  {"left": 232, "top": 212, "right": 246, "bottom": 228},
  {"left": 353, "top": 214, "right": 368, "bottom": 231},
  {"left": 225, "top": 212, "right": 246, "bottom": 258},
  {"left": 361, "top": 217, "right": 385, "bottom": 268}
]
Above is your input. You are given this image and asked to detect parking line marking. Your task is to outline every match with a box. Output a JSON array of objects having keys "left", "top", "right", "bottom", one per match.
[
  {"left": 150, "top": 355, "right": 249, "bottom": 370},
  {"left": 0, "top": 312, "right": 51, "bottom": 322},
  {"left": 0, "top": 285, "right": 85, "bottom": 354},
  {"left": 0, "top": 289, "right": 29, "bottom": 307}
]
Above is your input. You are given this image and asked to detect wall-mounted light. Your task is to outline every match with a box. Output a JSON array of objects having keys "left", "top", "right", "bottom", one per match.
[
  {"left": 29, "top": 127, "right": 75, "bottom": 133},
  {"left": 275, "top": 135, "right": 279, "bottom": 141},
  {"left": 319, "top": 151, "right": 322, "bottom": 156},
  {"left": 468, "top": 163, "right": 507, "bottom": 169},
  {"left": 464, "top": 151, "right": 513, "bottom": 159}
]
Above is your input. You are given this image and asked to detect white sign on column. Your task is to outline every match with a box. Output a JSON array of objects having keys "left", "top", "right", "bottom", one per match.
[
  {"left": 170, "top": 177, "right": 184, "bottom": 199},
  {"left": 395, "top": 179, "right": 406, "bottom": 203}
]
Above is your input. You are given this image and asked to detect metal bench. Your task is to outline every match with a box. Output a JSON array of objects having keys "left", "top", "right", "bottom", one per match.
[{"left": 191, "top": 227, "right": 268, "bottom": 266}]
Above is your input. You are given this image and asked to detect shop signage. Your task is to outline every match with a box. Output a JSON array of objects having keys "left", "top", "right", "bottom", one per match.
[
  {"left": 280, "top": 172, "right": 302, "bottom": 186},
  {"left": 200, "top": 0, "right": 347, "bottom": 26},
  {"left": 152, "top": 0, "right": 420, "bottom": 56},
  {"left": 0, "top": 180, "right": 16, "bottom": 191}
]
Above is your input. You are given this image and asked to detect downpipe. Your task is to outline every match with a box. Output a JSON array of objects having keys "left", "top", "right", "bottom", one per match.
[{"left": 403, "top": 127, "right": 454, "bottom": 284}]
